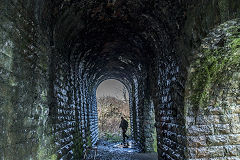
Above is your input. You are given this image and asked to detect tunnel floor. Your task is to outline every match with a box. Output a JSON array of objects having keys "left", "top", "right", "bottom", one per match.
[{"left": 85, "top": 140, "right": 158, "bottom": 160}]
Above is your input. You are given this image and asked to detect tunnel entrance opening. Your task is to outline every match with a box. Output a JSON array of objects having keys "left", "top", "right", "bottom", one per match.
[{"left": 96, "top": 79, "right": 131, "bottom": 143}]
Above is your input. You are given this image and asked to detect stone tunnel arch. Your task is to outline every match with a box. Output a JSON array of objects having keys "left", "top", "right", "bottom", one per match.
[
  {"left": 95, "top": 79, "right": 132, "bottom": 139},
  {"left": 0, "top": 0, "right": 240, "bottom": 160},
  {"left": 94, "top": 77, "right": 156, "bottom": 152}
]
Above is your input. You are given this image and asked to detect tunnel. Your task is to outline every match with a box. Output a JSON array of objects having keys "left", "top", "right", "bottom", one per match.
[{"left": 0, "top": 0, "right": 240, "bottom": 160}]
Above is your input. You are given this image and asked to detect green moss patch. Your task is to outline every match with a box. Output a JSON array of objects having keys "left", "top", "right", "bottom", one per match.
[
  {"left": 189, "top": 24, "right": 240, "bottom": 111},
  {"left": 73, "top": 129, "right": 84, "bottom": 160},
  {"left": 152, "top": 129, "right": 157, "bottom": 152}
]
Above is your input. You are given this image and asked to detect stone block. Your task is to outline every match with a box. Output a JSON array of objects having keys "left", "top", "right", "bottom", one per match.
[
  {"left": 224, "top": 145, "right": 239, "bottom": 156},
  {"left": 223, "top": 157, "right": 240, "bottom": 160},
  {"left": 206, "top": 135, "right": 230, "bottom": 146},
  {"left": 196, "top": 115, "right": 220, "bottom": 125},
  {"left": 208, "top": 146, "right": 225, "bottom": 157},
  {"left": 231, "top": 124, "right": 240, "bottom": 134},
  {"left": 186, "top": 116, "right": 195, "bottom": 125},
  {"left": 209, "top": 158, "right": 228, "bottom": 160},
  {"left": 188, "top": 147, "right": 208, "bottom": 158},
  {"left": 207, "top": 106, "right": 225, "bottom": 115},
  {"left": 214, "top": 124, "right": 231, "bottom": 134},
  {"left": 229, "top": 134, "right": 240, "bottom": 145},
  {"left": 187, "top": 125, "right": 214, "bottom": 136},
  {"left": 230, "top": 114, "right": 240, "bottom": 124},
  {"left": 232, "top": 105, "right": 240, "bottom": 114},
  {"left": 237, "top": 99, "right": 240, "bottom": 105},
  {"left": 219, "top": 114, "right": 232, "bottom": 124},
  {"left": 187, "top": 136, "right": 207, "bottom": 147}
]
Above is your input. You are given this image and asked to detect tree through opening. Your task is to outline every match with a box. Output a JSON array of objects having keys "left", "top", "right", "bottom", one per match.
[{"left": 96, "top": 79, "right": 130, "bottom": 143}]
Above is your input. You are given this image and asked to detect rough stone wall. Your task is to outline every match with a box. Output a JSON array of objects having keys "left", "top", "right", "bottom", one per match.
[
  {"left": 152, "top": 56, "right": 186, "bottom": 160},
  {"left": 134, "top": 77, "right": 145, "bottom": 151},
  {"left": 144, "top": 99, "right": 156, "bottom": 152},
  {"left": 0, "top": 1, "right": 54, "bottom": 159},
  {"left": 87, "top": 92, "right": 98, "bottom": 144},
  {"left": 129, "top": 77, "right": 140, "bottom": 146},
  {"left": 50, "top": 52, "right": 76, "bottom": 159},
  {"left": 185, "top": 20, "right": 240, "bottom": 159},
  {"left": 179, "top": 0, "right": 240, "bottom": 61},
  {"left": 130, "top": 72, "right": 155, "bottom": 152},
  {"left": 1, "top": 1, "right": 240, "bottom": 160},
  {"left": 80, "top": 78, "right": 98, "bottom": 146},
  {"left": 73, "top": 59, "right": 99, "bottom": 147},
  {"left": 144, "top": 16, "right": 187, "bottom": 159},
  {"left": 49, "top": 52, "right": 100, "bottom": 159}
]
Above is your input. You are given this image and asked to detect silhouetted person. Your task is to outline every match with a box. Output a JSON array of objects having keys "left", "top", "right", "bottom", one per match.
[{"left": 119, "top": 117, "right": 129, "bottom": 144}]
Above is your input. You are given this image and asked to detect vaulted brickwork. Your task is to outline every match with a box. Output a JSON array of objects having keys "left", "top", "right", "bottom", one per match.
[{"left": 0, "top": 0, "right": 240, "bottom": 160}]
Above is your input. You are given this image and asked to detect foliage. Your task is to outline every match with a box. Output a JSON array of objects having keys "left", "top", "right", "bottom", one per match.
[
  {"left": 230, "top": 37, "right": 240, "bottom": 52},
  {"left": 189, "top": 25, "right": 240, "bottom": 111},
  {"left": 152, "top": 129, "right": 157, "bottom": 153},
  {"left": 103, "top": 132, "right": 122, "bottom": 142},
  {"left": 97, "top": 96, "right": 130, "bottom": 136},
  {"left": 73, "top": 128, "right": 84, "bottom": 160},
  {"left": 51, "top": 154, "right": 57, "bottom": 160},
  {"left": 218, "top": 0, "right": 229, "bottom": 21},
  {"left": 86, "top": 131, "right": 92, "bottom": 147}
]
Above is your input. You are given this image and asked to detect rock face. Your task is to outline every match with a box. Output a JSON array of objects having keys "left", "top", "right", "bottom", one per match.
[
  {"left": 185, "top": 20, "right": 240, "bottom": 159},
  {"left": 0, "top": 0, "right": 239, "bottom": 160}
]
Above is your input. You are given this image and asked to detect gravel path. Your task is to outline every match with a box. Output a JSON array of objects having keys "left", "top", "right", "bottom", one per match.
[{"left": 85, "top": 140, "right": 158, "bottom": 160}]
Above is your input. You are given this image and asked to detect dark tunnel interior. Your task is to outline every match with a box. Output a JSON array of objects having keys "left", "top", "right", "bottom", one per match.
[{"left": 0, "top": 0, "right": 240, "bottom": 159}]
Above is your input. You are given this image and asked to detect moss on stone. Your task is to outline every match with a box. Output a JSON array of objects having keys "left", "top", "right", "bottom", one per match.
[
  {"left": 227, "top": 26, "right": 240, "bottom": 37},
  {"left": 189, "top": 23, "right": 240, "bottom": 111},
  {"left": 86, "top": 133, "right": 92, "bottom": 147},
  {"left": 51, "top": 154, "right": 57, "bottom": 160},
  {"left": 218, "top": 0, "right": 229, "bottom": 21},
  {"left": 230, "top": 37, "right": 240, "bottom": 52},
  {"left": 37, "top": 136, "right": 57, "bottom": 160},
  {"left": 152, "top": 128, "right": 157, "bottom": 152},
  {"left": 73, "top": 128, "right": 84, "bottom": 160}
]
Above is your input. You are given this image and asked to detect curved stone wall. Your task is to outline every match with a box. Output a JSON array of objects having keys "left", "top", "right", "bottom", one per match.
[
  {"left": 0, "top": 0, "right": 240, "bottom": 160},
  {"left": 185, "top": 19, "right": 240, "bottom": 159}
]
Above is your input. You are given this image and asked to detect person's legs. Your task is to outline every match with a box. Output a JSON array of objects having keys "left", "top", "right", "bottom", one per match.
[
  {"left": 123, "top": 129, "right": 129, "bottom": 143},
  {"left": 122, "top": 130, "right": 126, "bottom": 143}
]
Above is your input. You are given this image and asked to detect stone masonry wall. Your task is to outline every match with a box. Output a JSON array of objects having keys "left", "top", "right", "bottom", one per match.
[
  {"left": 185, "top": 20, "right": 240, "bottom": 159},
  {"left": 72, "top": 56, "right": 99, "bottom": 146},
  {"left": 0, "top": 1, "right": 54, "bottom": 159},
  {"left": 132, "top": 74, "right": 155, "bottom": 152},
  {"left": 144, "top": 99, "right": 156, "bottom": 152},
  {"left": 50, "top": 51, "right": 99, "bottom": 159},
  {"left": 186, "top": 77, "right": 240, "bottom": 159},
  {"left": 153, "top": 56, "right": 186, "bottom": 160},
  {"left": 50, "top": 52, "right": 76, "bottom": 159},
  {"left": 145, "top": 18, "right": 187, "bottom": 159}
]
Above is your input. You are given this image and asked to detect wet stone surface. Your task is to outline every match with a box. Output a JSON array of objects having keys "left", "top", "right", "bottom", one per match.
[{"left": 85, "top": 140, "right": 158, "bottom": 160}]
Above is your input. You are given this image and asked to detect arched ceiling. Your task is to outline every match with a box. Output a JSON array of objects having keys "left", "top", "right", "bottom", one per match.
[
  {"left": 38, "top": 0, "right": 240, "bottom": 90},
  {"left": 39, "top": 0, "right": 163, "bottom": 89}
]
